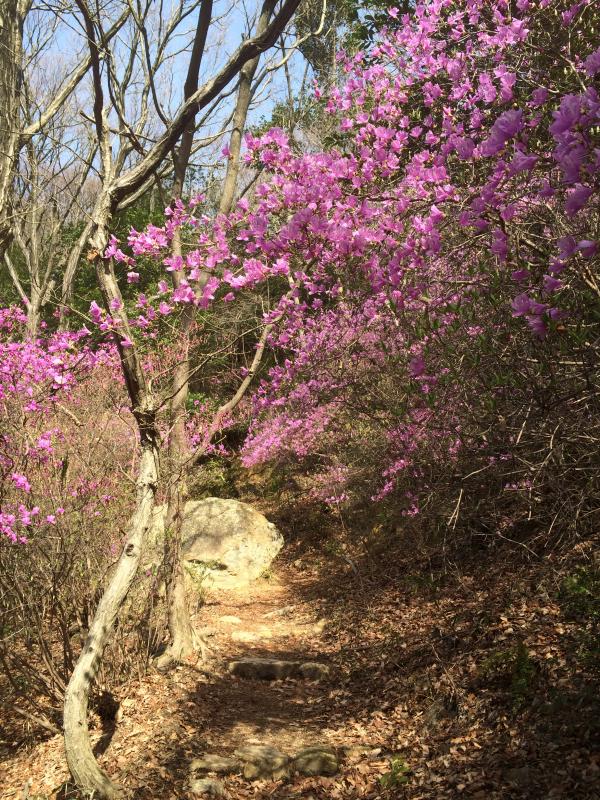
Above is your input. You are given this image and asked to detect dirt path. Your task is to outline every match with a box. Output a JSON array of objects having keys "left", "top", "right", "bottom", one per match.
[
  {"left": 2, "top": 565, "right": 383, "bottom": 800},
  {"left": 186, "top": 566, "right": 339, "bottom": 755},
  {"left": 4, "top": 536, "right": 599, "bottom": 800}
]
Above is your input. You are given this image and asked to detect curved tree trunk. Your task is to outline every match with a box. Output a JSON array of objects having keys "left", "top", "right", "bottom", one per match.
[
  {"left": 63, "top": 440, "right": 158, "bottom": 798},
  {"left": 63, "top": 202, "right": 160, "bottom": 797}
]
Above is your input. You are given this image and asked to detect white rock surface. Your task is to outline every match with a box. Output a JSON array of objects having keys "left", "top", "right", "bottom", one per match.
[{"left": 150, "top": 498, "right": 283, "bottom": 589}]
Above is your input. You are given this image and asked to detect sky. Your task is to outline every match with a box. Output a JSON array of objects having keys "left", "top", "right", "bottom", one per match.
[{"left": 27, "top": 0, "right": 313, "bottom": 186}]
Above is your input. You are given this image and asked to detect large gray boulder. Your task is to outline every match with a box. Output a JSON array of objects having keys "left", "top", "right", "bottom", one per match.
[{"left": 149, "top": 498, "right": 283, "bottom": 590}]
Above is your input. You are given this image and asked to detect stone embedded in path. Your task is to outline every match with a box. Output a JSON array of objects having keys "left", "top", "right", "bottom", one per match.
[
  {"left": 228, "top": 658, "right": 297, "bottom": 680},
  {"left": 234, "top": 744, "right": 290, "bottom": 780},
  {"left": 263, "top": 604, "right": 296, "bottom": 619},
  {"left": 190, "top": 754, "right": 239, "bottom": 775},
  {"left": 190, "top": 777, "right": 227, "bottom": 797},
  {"left": 230, "top": 630, "right": 260, "bottom": 643},
  {"left": 219, "top": 615, "right": 242, "bottom": 625},
  {"left": 280, "top": 619, "right": 328, "bottom": 639},
  {"left": 188, "top": 742, "right": 355, "bottom": 786},
  {"left": 293, "top": 745, "right": 338, "bottom": 776},
  {"left": 298, "top": 662, "right": 330, "bottom": 680},
  {"left": 227, "top": 657, "right": 330, "bottom": 681},
  {"left": 231, "top": 626, "right": 274, "bottom": 643}
]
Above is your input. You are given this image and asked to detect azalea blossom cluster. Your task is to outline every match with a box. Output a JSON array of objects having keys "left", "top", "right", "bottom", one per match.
[
  {"left": 91, "top": 0, "right": 598, "bottom": 510},
  {"left": 0, "top": 310, "right": 126, "bottom": 542}
]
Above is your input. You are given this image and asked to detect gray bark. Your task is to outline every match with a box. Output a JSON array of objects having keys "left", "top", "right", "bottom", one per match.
[
  {"left": 63, "top": 442, "right": 158, "bottom": 798},
  {"left": 0, "top": 0, "right": 28, "bottom": 257},
  {"left": 161, "top": 0, "right": 212, "bottom": 664},
  {"left": 219, "top": 0, "right": 276, "bottom": 215},
  {"left": 161, "top": 245, "right": 197, "bottom": 665},
  {"left": 62, "top": 190, "right": 160, "bottom": 798}
]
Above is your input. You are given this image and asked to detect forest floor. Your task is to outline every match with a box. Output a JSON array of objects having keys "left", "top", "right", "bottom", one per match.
[{"left": 1, "top": 511, "right": 599, "bottom": 800}]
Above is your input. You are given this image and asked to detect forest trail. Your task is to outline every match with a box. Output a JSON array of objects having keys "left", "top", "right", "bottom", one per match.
[
  {"left": 184, "top": 565, "right": 342, "bottom": 757},
  {"left": 3, "top": 536, "right": 599, "bottom": 800},
  {"left": 3, "top": 563, "right": 389, "bottom": 800}
]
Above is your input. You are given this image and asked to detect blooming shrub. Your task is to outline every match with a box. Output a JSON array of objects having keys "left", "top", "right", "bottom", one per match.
[
  {"left": 1, "top": 0, "right": 598, "bottom": 739},
  {"left": 0, "top": 310, "right": 147, "bottom": 725},
  {"left": 94, "top": 0, "right": 598, "bottom": 543}
]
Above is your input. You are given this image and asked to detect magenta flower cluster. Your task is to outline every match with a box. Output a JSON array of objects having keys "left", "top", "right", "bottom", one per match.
[{"left": 2, "top": 0, "right": 598, "bottom": 528}]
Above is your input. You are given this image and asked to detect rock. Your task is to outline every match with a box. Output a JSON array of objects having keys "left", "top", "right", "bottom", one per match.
[
  {"left": 263, "top": 605, "right": 296, "bottom": 619},
  {"left": 228, "top": 658, "right": 299, "bottom": 680},
  {"left": 313, "top": 618, "right": 327, "bottom": 635},
  {"left": 293, "top": 746, "right": 338, "bottom": 776},
  {"left": 219, "top": 615, "right": 242, "bottom": 625},
  {"left": 190, "top": 777, "right": 227, "bottom": 797},
  {"left": 190, "top": 754, "right": 239, "bottom": 775},
  {"left": 227, "top": 658, "right": 330, "bottom": 681},
  {"left": 231, "top": 630, "right": 260, "bottom": 643},
  {"left": 149, "top": 498, "right": 283, "bottom": 590},
  {"left": 299, "top": 662, "right": 330, "bottom": 680},
  {"left": 231, "top": 627, "right": 273, "bottom": 643},
  {"left": 286, "top": 619, "right": 327, "bottom": 638},
  {"left": 234, "top": 744, "right": 290, "bottom": 780}
]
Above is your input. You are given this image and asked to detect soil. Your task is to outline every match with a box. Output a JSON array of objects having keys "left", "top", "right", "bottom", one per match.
[{"left": 1, "top": 527, "right": 599, "bottom": 800}]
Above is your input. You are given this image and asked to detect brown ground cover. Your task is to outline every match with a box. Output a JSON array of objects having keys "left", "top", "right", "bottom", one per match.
[{"left": 1, "top": 507, "right": 598, "bottom": 800}]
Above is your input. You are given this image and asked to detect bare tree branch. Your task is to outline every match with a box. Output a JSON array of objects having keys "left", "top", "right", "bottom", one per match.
[{"left": 113, "top": 0, "right": 302, "bottom": 205}]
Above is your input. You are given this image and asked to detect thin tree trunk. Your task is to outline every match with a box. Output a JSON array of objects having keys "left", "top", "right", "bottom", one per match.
[
  {"left": 26, "top": 291, "right": 41, "bottom": 338},
  {"left": 219, "top": 0, "right": 276, "bottom": 216},
  {"left": 160, "top": 0, "right": 212, "bottom": 666},
  {"left": 162, "top": 0, "right": 275, "bottom": 651},
  {"left": 161, "top": 246, "right": 196, "bottom": 664},
  {"left": 58, "top": 219, "right": 94, "bottom": 327},
  {"left": 63, "top": 441, "right": 158, "bottom": 798},
  {"left": 0, "top": 0, "right": 28, "bottom": 258}
]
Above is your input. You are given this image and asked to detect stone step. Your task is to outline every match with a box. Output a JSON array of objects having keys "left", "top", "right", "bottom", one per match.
[
  {"left": 189, "top": 744, "right": 342, "bottom": 783},
  {"left": 190, "top": 754, "right": 239, "bottom": 775},
  {"left": 190, "top": 777, "right": 226, "bottom": 797},
  {"left": 230, "top": 627, "right": 273, "bottom": 643},
  {"left": 234, "top": 744, "right": 290, "bottom": 780},
  {"left": 293, "top": 745, "right": 338, "bottom": 777},
  {"left": 227, "top": 621, "right": 326, "bottom": 643},
  {"left": 263, "top": 604, "right": 297, "bottom": 619},
  {"left": 227, "top": 657, "right": 330, "bottom": 681}
]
